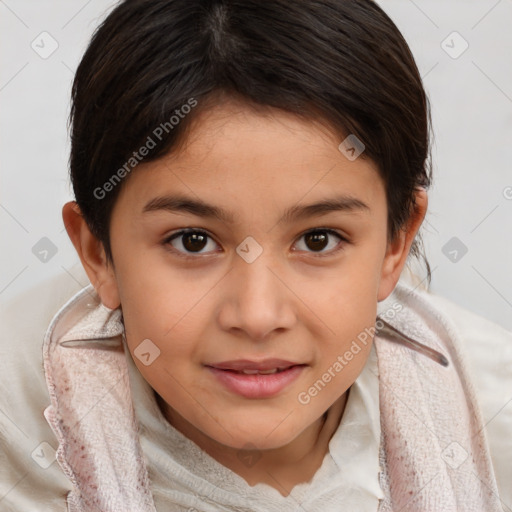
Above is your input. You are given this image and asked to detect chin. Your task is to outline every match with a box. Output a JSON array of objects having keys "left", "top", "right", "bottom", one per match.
[{"left": 211, "top": 422, "right": 302, "bottom": 451}]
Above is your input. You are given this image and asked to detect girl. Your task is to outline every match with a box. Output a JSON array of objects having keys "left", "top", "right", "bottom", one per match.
[{"left": 2, "top": 0, "right": 510, "bottom": 511}]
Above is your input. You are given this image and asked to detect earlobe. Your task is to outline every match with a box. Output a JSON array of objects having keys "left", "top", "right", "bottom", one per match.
[
  {"left": 62, "top": 201, "right": 121, "bottom": 310},
  {"left": 377, "top": 188, "right": 428, "bottom": 301}
]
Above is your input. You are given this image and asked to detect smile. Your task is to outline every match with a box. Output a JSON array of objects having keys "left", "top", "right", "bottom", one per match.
[{"left": 205, "top": 364, "right": 306, "bottom": 398}]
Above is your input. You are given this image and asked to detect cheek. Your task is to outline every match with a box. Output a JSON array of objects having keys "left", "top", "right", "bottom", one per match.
[
  {"left": 113, "top": 247, "right": 203, "bottom": 338},
  {"left": 306, "top": 252, "right": 381, "bottom": 379},
  {"left": 314, "top": 251, "right": 382, "bottom": 329},
  {"left": 117, "top": 265, "right": 214, "bottom": 371},
  {"left": 121, "top": 291, "right": 202, "bottom": 363},
  {"left": 121, "top": 295, "right": 203, "bottom": 400}
]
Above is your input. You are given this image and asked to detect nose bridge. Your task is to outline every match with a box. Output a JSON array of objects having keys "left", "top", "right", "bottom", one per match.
[
  {"left": 238, "top": 252, "right": 280, "bottom": 303},
  {"left": 221, "top": 240, "right": 295, "bottom": 340}
]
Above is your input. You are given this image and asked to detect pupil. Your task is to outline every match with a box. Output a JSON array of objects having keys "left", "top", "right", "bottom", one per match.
[
  {"left": 306, "top": 231, "right": 328, "bottom": 251},
  {"left": 183, "top": 233, "right": 207, "bottom": 252}
]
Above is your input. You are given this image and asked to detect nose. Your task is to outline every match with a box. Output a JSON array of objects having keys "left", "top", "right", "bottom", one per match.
[{"left": 217, "top": 251, "right": 297, "bottom": 341}]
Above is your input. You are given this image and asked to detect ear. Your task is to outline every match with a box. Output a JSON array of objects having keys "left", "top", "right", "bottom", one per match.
[
  {"left": 62, "top": 201, "right": 121, "bottom": 309},
  {"left": 377, "top": 188, "right": 428, "bottom": 301}
]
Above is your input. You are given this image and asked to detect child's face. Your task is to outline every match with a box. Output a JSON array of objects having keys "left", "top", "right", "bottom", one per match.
[{"left": 106, "top": 101, "right": 401, "bottom": 451}]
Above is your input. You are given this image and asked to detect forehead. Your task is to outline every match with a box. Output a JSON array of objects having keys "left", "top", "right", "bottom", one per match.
[{"left": 113, "top": 101, "right": 385, "bottom": 219}]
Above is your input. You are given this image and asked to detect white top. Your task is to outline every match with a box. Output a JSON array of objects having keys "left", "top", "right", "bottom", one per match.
[{"left": 126, "top": 340, "right": 384, "bottom": 511}]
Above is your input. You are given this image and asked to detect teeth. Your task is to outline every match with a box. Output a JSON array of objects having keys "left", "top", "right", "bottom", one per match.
[
  {"left": 256, "top": 368, "right": 279, "bottom": 375},
  {"left": 239, "top": 368, "right": 280, "bottom": 375}
]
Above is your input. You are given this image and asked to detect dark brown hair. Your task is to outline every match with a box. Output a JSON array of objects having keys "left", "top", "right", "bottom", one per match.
[{"left": 69, "top": 0, "right": 432, "bottom": 279}]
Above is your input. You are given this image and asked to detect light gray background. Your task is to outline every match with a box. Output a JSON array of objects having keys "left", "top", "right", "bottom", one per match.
[{"left": 1, "top": 0, "right": 512, "bottom": 329}]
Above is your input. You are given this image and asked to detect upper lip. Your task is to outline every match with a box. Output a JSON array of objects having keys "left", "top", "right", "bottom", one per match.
[{"left": 206, "top": 359, "right": 303, "bottom": 371}]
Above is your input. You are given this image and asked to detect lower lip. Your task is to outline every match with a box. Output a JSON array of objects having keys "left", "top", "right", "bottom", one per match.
[{"left": 206, "top": 365, "right": 305, "bottom": 398}]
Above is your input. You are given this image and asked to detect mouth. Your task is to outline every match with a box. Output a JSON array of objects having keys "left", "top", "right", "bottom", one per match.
[
  {"left": 204, "top": 360, "right": 307, "bottom": 398},
  {"left": 205, "top": 358, "right": 303, "bottom": 372}
]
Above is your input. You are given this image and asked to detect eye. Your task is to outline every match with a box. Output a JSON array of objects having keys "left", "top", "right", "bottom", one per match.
[
  {"left": 163, "top": 229, "right": 220, "bottom": 257},
  {"left": 163, "top": 227, "right": 347, "bottom": 259},
  {"left": 293, "top": 228, "right": 347, "bottom": 256}
]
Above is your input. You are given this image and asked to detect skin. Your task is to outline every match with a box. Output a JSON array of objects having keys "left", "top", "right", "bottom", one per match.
[{"left": 63, "top": 100, "right": 427, "bottom": 497}]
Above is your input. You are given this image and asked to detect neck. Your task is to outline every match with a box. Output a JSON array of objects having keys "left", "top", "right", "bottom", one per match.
[{"left": 158, "top": 390, "right": 349, "bottom": 496}]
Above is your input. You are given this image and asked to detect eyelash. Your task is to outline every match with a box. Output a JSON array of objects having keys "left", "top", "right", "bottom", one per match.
[{"left": 162, "top": 228, "right": 348, "bottom": 260}]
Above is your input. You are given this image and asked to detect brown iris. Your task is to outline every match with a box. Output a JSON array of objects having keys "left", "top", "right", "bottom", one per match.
[
  {"left": 182, "top": 232, "right": 208, "bottom": 252},
  {"left": 304, "top": 231, "right": 329, "bottom": 252}
]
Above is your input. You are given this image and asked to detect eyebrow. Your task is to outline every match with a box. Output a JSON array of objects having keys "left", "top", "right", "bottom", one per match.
[{"left": 142, "top": 193, "right": 370, "bottom": 224}]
